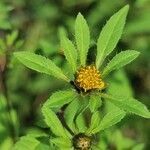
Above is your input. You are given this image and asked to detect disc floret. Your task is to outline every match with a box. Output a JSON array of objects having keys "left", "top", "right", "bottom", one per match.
[
  {"left": 72, "top": 133, "right": 92, "bottom": 150},
  {"left": 75, "top": 65, "right": 105, "bottom": 92}
]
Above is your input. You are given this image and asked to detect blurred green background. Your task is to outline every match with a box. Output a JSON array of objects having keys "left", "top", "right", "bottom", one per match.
[{"left": 0, "top": 0, "right": 150, "bottom": 149}]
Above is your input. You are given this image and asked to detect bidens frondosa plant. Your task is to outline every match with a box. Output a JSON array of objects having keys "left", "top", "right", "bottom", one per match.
[{"left": 14, "top": 5, "right": 150, "bottom": 150}]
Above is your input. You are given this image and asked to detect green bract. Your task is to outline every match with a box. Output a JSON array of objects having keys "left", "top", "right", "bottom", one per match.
[{"left": 13, "top": 5, "right": 150, "bottom": 149}]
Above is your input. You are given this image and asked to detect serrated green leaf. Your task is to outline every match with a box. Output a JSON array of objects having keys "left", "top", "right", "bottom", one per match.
[
  {"left": 64, "top": 97, "right": 80, "bottom": 132},
  {"left": 96, "top": 5, "right": 129, "bottom": 69},
  {"left": 35, "top": 143, "right": 51, "bottom": 150},
  {"left": 14, "top": 52, "right": 69, "bottom": 81},
  {"left": 13, "top": 136, "right": 40, "bottom": 150},
  {"left": 102, "top": 50, "right": 140, "bottom": 77},
  {"left": 59, "top": 27, "right": 67, "bottom": 48},
  {"left": 86, "top": 111, "right": 101, "bottom": 134},
  {"left": 101, "top": 94, "right": 150, "bottom": 118},
  {"left": 26, "top": 128, "right": 47, "bottom": 138},
  {"left": 51, "top": 137, "right": 72, "bottom": 149},
  {"left": 91, "top": 109, "right": 125, "bottom": 133},
  {"left": 44, "top": 90, "right": 76, "bottom": 109},
  {"left": 75, "top": 13, "right": 90, "bottom": 66},
  {"left": 61, "top": 36, "right": 77, "bottom": 72},
  {"left": 75, "top": 113, "right": 87, "bottom": 133},
  {"left": 89, "top": 94, "right": 102, "bottom": 112},
  {"left": 75, "top": 97, "right": 89, "bottom": 133},
  {"left": 41, "top": 106, "right": 68, "bottom": 138}
]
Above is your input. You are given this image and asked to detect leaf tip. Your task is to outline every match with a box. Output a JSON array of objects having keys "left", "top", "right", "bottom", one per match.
[
  {"left": 77, "top": 12, "right": 82, "bottom": 17},
  {"left": 76, "top": 12, "right": 85, "bottom": 22},
  {"left": 131, "top": 50, "right": 140, "bottom": 57},
  {"left": 123, "top": 4, "right": 130, "bottom": 12}
]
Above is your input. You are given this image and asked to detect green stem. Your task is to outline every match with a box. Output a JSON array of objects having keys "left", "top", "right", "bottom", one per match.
[{"left": 0, "top": 58, "right": 18, "bottom": 142}]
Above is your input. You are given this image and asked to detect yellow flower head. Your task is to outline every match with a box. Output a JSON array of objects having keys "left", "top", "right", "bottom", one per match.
[{"left": 75, "top": 65, "right": 105, "bottom": 92}]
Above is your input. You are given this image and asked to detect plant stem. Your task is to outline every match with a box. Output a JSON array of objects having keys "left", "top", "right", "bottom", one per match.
[{"left": 0, "top": 58, "right": 17, "bottom": 142}]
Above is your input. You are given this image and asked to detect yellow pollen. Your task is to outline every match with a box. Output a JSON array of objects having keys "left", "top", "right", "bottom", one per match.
[{"left": 75, "top": 65, "right": 105, "bottom": 92}]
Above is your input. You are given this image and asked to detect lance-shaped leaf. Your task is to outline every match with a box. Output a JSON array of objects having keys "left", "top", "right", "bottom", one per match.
[
  {"left": 90, "top": 109, "right": 125, "bottom": 134},
  {"left": 51, "top": 137, "right": 72, "bottom": 149},
  {"left": 64, "top": 97, "right": 80, "bottom": 132},
  {"left": 75, "top": 96, "right": 89, "bottom": 133},
  {"left": 75, "top": 113, "right": 87, "bottom": 133},
  {"left": 14, "top": 52, "right": 69, "bottom": 81},
  {"left": 61, "top": 36, "right": 77, "bottom": 72},
  {"left": 96, "top": 5, "right": 129, "bottom": 69},
  {"left": 75, "top": 13, "right": 90, "bottom": 66},
  {"left": 89, "top": 94, "right": 102, "bottom": 112},
  {"left": 102, "top": 50, "right": 140, "bottom": 77},
  {"left": 13, "top": 136, "right": 40, "bottom": 150},
  {"left": 101, "top": 94, "right": 150, "bottom": 118},
  {"left": 42, "top": 106, "right": 68, "bottom": 138},
  {"left": 86, "top": 111, "right": 101, "bottom": 134},
  {"left": 59, "top": 27, "right": 68, "bottom": 48},
  {"left": 44, "top": 90, "right": 76, "bottom": 109}
]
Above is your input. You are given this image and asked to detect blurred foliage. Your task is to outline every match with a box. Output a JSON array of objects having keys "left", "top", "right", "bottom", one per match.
[{"left": 0, "top": 0, "right": 150, "bottom": 149}]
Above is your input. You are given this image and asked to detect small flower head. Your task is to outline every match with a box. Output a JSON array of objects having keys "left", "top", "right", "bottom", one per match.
[
  {"left": 75, "top": 65, "right": 105, "bottom": 92},
  {"left": 72, "top": 133, "right": 92, "bottom": 150}
]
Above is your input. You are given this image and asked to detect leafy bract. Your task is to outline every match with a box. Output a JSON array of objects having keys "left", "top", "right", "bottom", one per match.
[
  {"left": 14, "top": 52, "right": 69, "bottom": 81},
  {"left": 75, "top": 113, "right": 87, "bottom": 133},
  {"left": 42, "top": 106, "right": 68, "bottom": 138},
  {"left": 61, "top": 36, "right": 78, "bottom": 73},
  {"left": 43, "top": 90, "right": 76, "bottom": 109},
  {"left": 35, "top": 143, "right": 51, "bottom": 150},
  {"left": 89, "top": 94, "right": 102, "bottom": 112},
  {"left": 51, "top": 137, "right": 72, "bottom": 149},
  {"left": 102, "top": 50, "right": 140, "bottom": 77},
  {"left": 64, "top": 97, "right": 79, "bottom": 132},
  {"left": 75, "top": 97, "right": 89, "bottom": 133},
  {"left": 86, "top": 111, "right": 101, "bottom": 134},
  {"left": 91, "top": 109, "right": 125, "bottom": 134},
  {"left": 101, "top": 94, "right": 150, "bottom": 118},
  {"left": 96, "top": 5, "right": 129, "bottom": 69},
  {"left": 75, "top": 13, "right": 90, "bottom": 66}
]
